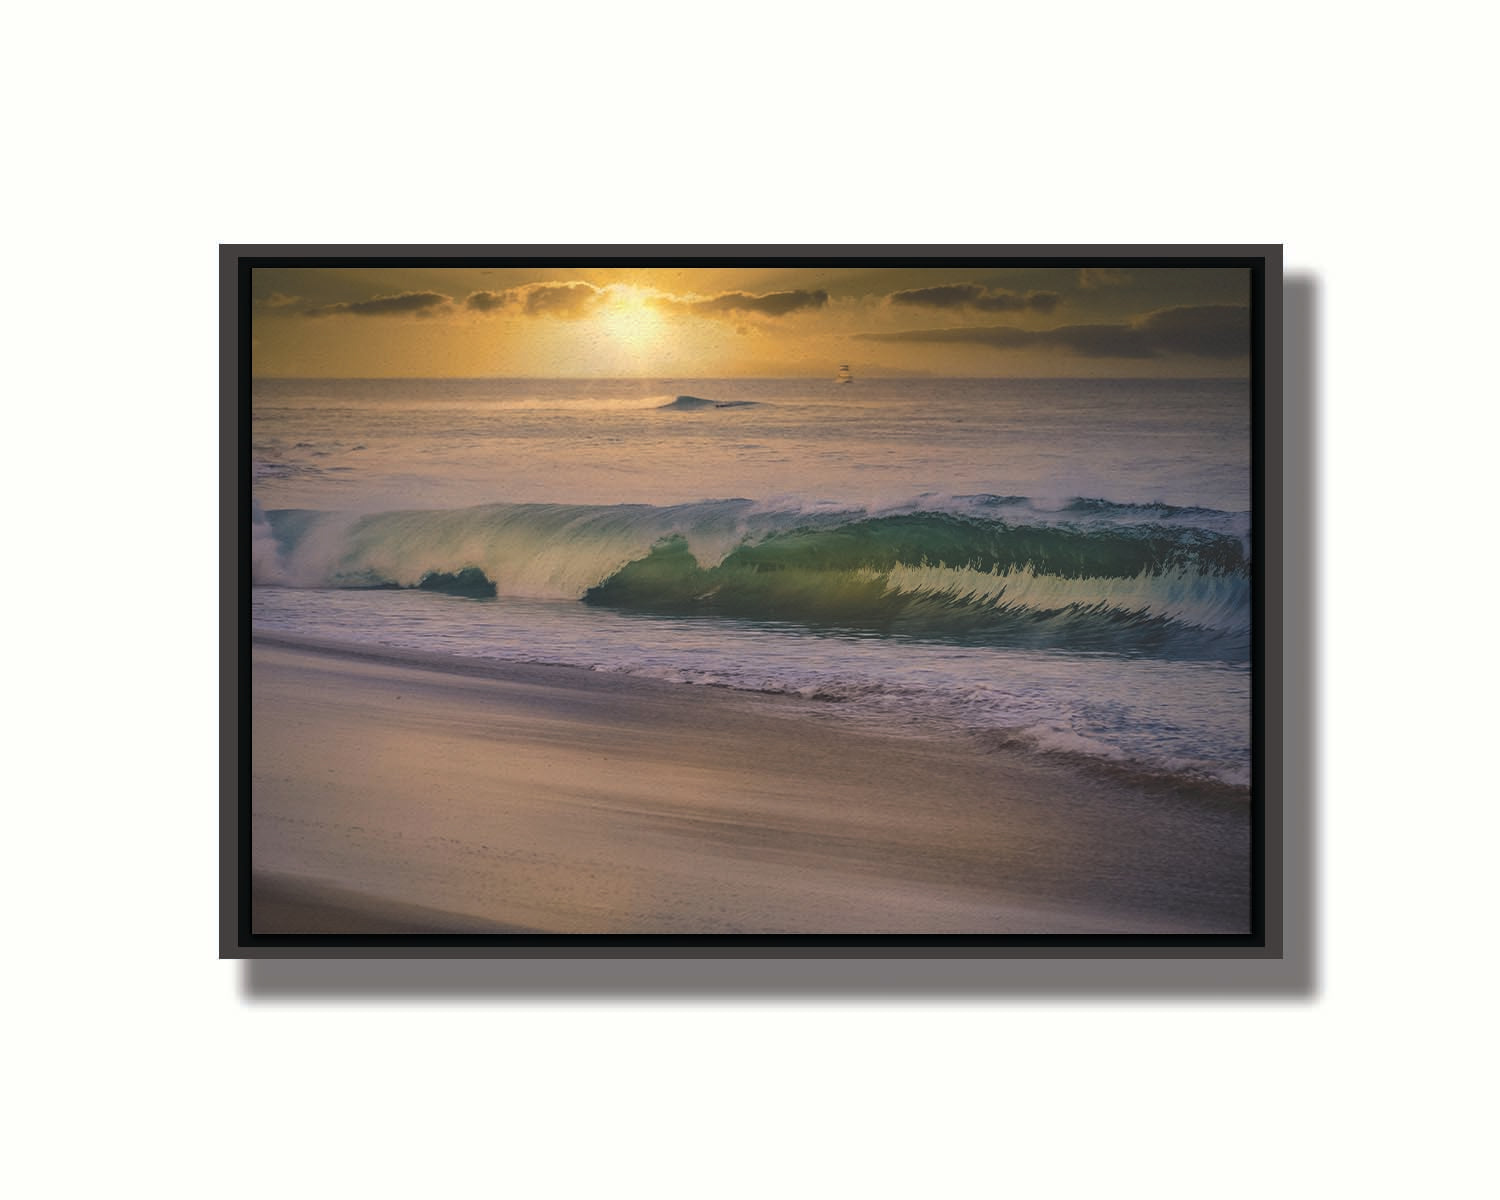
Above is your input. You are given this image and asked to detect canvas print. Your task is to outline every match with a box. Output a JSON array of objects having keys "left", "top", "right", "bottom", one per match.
[{"left": 243, "top": 253, "right": 1260, "bottom": 941}]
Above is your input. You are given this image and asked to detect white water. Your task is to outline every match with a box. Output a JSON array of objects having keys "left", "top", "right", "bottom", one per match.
[{"left": 252, "top": 587, "right": 1251, "bottom": 786}]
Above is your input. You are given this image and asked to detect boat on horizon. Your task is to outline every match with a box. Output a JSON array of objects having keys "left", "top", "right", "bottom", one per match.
[{"left": 836, "top": 364, "right": 853, "bottom": 385}]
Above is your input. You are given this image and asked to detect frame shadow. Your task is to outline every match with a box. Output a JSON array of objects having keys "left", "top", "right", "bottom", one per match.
[{"left": 240, "top": 270, "right": 1319, "bottom": 1002}]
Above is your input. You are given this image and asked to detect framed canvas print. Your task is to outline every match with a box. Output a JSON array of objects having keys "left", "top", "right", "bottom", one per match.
[{"left": 222, "top": 246, "right": 1280, "bottom": 957}]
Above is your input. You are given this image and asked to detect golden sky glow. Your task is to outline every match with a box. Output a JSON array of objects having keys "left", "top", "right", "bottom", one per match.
[{"left": 250, "top": 265, "right": 1251, "bottom": 379}]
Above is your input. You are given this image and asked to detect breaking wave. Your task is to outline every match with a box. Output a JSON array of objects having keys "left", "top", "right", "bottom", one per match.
[{"left": 257, "top": 496, "right": 1251, "bottom": 659}]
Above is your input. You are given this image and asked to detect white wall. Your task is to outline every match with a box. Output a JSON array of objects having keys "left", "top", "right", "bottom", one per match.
[{"left": 7, "top": 3, "right": 1495, "bottom": 1197}]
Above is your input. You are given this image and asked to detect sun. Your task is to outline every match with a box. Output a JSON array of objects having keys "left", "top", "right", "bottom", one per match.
[{"left": 596, "top": 284, "right": 669, "bottom": 353}]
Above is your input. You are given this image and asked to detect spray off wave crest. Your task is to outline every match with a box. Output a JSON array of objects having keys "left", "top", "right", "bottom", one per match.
[{"left": 257, "top": 496, "right": 1251, "bottom": 658}]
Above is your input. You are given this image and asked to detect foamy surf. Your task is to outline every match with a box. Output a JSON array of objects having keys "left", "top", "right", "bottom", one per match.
[{"left": 251, "top": 587, "right": 1251, "bottom": 788}]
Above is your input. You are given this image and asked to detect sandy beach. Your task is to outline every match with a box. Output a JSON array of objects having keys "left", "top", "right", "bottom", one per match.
[{"left": 251, "top": 633, "right": 1249, "bottom": 935}]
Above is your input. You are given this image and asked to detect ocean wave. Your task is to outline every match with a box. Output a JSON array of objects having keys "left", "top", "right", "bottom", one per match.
[
  {"left": 658, "top": 395, "right": 763, "bottom": 411},
  {"left": 258, "top": 496, "right": 1251, "bottom": 657}
]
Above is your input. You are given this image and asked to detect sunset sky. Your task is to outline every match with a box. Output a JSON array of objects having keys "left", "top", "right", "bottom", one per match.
[{"left": 250, "top": 264, "right": 1251, "bottom": 379}]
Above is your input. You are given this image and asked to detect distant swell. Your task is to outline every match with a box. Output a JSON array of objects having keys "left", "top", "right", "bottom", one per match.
[
  {"left": 259, "top": 497, "right": 1251, "bottom": 659},
  {"left": 659, "top": 395, "right": 761, "bottom": 410}
]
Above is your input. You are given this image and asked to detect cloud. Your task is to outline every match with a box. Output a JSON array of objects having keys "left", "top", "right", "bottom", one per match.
[
  {"left": 888, "top": 284, "right": 1062, "bottom": 314},
  {"left": 264, "top": 292, "right": 301, "bottom": 308},
  {"left": 463, "top": 282, "right": 605, "bottom": 318},
  {"left": 653, "top": 289, "right": 830, "bottom": 318},
  {"left": 465, "top": 290, "right": 513, "bottom": 312},
  {"left": 856, "top": 304, "right": 1249, "bottom": 360},
  {"left": 1078, "top": 267, "right": 1133, "bottom": 289},
  {"left": 520, "top": 282, "right": 605, "bottom": 318},
  {"left": 1134, "top": 305, "right": 1248, "bottom": 359},
  {"left": 465, "top": 282, "right": 826, "bottom": 322},
  {"left": 304, "top": 291, "right": 451, "bottom": 317}
]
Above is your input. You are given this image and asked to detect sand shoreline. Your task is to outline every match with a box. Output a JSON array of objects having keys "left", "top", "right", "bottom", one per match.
[
  {"left": 250, "top": 632, "right": 1251, "bottom": 935},
  {"left": 252, "top": 872, "right": 541, "bottom": 935}
]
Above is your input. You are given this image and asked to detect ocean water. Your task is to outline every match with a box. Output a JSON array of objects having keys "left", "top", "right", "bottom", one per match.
[{"left": 251, "top": 377, "right": 1252, "bottom": 788}]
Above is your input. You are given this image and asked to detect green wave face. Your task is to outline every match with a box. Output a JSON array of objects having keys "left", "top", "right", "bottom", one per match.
[
  {"left": 583, "top": 515, "right": 1249, "bottom": 657},
  {"left": 705, "top": 513, "right": 1245, "bottom": 579}
]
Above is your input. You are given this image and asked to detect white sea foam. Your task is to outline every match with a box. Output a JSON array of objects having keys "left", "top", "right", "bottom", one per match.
[{"left": 251, "top": 588, "right": 1251, "bottom": 787}]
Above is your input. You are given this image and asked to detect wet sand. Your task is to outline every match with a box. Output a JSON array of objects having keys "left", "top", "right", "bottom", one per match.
[{"left": 250, "top": 634, "right": 1250, "bottom": 935}]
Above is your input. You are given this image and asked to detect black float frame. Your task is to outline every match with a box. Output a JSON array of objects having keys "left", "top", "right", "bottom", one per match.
[{"left": 221, "top": 244, "right": 1283, "bottom": 960}]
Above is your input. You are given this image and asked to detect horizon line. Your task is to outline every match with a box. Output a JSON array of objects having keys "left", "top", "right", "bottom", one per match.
[{"left": 249, "top": 373, "right": 1247, "bottom": 383}]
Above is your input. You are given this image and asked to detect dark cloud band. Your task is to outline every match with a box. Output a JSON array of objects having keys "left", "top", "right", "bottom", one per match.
[
  {"left": 888, "top": 284, "right": 1061, "bottom": 314},
  {"left": 303, "top": 292, "right": 451, "bottom": 317},
  {"left": 857, "top": 305, "right": 1249, "bottom": 360}
]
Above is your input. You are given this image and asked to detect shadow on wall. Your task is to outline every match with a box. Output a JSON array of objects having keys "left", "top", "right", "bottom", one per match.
[{"left": 236, "top": 273, "right": 1321, "bottom": 1004}]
